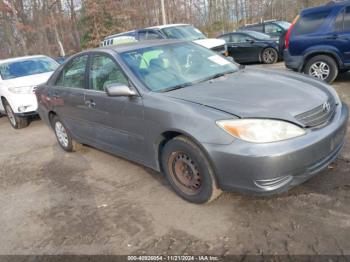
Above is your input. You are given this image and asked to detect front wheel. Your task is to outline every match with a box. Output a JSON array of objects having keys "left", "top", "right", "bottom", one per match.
[
  {"left": 261, "top": 48, "right": 278, "bottom": 64},
  {"left": 304, "top": 55, "right": 338, "bottom": 83},
  {"left": 3, "top": 100, "right": 29, "bottom": 129},
  {"left": 161, "top": 136, "right": 222, "bottom": 204}
]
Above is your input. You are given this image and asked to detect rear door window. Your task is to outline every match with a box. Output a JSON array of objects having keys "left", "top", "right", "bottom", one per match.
[
  {"left": 55, "top": 55, "right": 88, "bottom": 89},
  {"left": 247, "top": 24, "right": 263, "bottom": 32},
  {"left": 293, "top": 10, "right": 332, "bottom": 36},
  {"left": 139, "top": 30, "right": 163, "bottom": 40},
  {"left": 265, "top": 24, "right": 283, "bottom": 35}
]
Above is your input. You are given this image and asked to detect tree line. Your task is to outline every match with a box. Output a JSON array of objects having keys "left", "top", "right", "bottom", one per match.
[{"left": 0, "top": 0, "right": 330, "bottom": 59}]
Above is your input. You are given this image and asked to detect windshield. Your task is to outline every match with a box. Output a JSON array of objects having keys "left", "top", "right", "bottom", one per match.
[
  {"left": 275, "top": 21, "right": 291, "bottom": 30},
  {"left": 161, "top": 25, "right": 206, "bottom": 41},
  {"left": 120, "top": 42, "right": 238, "bottom": 92},
  {"left": 245, "top": 31, "right": 271, "bottom": 40},
  {"left": 0, "top": 57, "right": 59, "bottom": 80}
]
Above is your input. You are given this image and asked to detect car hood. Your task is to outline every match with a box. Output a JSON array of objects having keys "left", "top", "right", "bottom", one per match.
[
  {"left": 193, "top": 38, "right": 226, "bottom": 49},
  {"left": 2, "top": 71, "right": 54, "bottom": 88},
  {"left": 163, "top": 68, "right": 333, "bottom": 125}
]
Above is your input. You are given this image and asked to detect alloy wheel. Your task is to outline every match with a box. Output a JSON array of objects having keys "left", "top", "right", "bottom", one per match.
[
  {"left": 309, "top": 62, "right": 330, "bottom": 81},
  {"left": 263, "top": 49, "right": 277, "bottom": 64},
  {"left": 55, "top": 121, "right": 69, "bottom": 148}
]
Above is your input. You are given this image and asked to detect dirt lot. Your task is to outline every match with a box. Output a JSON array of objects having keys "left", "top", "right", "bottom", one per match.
[{"left": 0, "top": 63, "right": 349, "bottom": 256}]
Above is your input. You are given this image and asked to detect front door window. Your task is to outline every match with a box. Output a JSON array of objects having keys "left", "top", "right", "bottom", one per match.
[{"left": 89, "top": 54, "right": 129, "bottom": 91}]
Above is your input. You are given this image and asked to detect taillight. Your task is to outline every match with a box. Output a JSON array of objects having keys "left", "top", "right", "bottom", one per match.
[{"left": 285, "top": 15, "right": 300, "bottom": 49}]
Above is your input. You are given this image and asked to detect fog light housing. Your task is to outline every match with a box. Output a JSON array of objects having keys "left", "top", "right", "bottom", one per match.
[
  {"left": 254, "top": 176, "right": 292, "bottom": 191},
  {"left": 18, "top": 106, "right": 29, "bottom": 112}
]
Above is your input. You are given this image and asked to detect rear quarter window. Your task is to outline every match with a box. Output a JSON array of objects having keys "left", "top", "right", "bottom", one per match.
[
  {"left": 334, "top": 9, "right": 344, "bottom": 32},
  {"left": 293, "top": 9, "right": 332, "bottom": 36},
  {"left": 345, "top": 6, "right": 350, "bottom": 32}
]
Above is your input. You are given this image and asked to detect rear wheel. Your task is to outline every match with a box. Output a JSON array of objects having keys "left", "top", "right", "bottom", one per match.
[
  {"left": 161, "top": 136, "right": 222, "bottom": 204},
  {"left": 261, "top": 48, "right": 278, "bottom": 64},
  {"left": 3, "top": 100, "right": 29, "bottom": 129},
  {"left": 52, "top": 115, "right": 81, "bottom": 152},
  {"left": 304, "top": 55, "right": 338, "bottom": 83}
]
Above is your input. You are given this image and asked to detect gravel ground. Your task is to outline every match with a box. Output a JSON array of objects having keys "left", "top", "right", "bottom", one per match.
[{"left": 0, "top": 63, "right": 349, "bottom": 256}]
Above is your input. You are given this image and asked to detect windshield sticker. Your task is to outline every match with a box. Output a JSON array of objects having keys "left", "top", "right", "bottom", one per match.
[{"left": 208, "top": 55, "right": 230, "bottom": 66}]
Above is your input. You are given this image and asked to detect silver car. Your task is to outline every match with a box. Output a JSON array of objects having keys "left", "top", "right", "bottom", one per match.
[{"left": 36, "top": 40, "right": 348, "bottom": 204}]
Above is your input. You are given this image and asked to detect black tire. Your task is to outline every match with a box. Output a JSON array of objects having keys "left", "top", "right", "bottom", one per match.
[
  {"left": 161, "top": 136, "right": 222, "bottom": 204},
  {"left": 51, "top": 115, "right": 81, "bottom": 152},
  {"left": 261, "top": 47, "right": 278, "bottom": 64},
  {"left": 303, "top": 55, "right": 338, "bottom": 83},
  {"left": 3, "top": 100, "right": 29, "bottom": 129}
]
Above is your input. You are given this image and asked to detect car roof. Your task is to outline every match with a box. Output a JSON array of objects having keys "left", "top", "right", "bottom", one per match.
[
  {"left": 0, "top": 55, "right": 50, "bottom": 65},
  {"left": 327, "top": 0, "right": 350, "bottom": 6},
  {"left": 242, "top": 20, "right": 285, "bottom": 27},
  {"left": 302, "top": 0, "right": 350, "bottom": 13},
  {"left": 104, "top": 30, "right": 136, "bottom": 40},
  {"left": 233, "top": 30, "right": 252, "bottom": 34},
  {"left": 104, "top": 24, "right": 193, "bottom": 41},
  {"left": 146, "top": 23, "right": 189, "bottom": 29},
  {"left": 95, "top": 39, "right": 186, "bottom": 54}
]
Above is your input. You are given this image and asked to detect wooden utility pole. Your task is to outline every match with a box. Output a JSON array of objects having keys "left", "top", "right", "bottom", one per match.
[{"left": 161, "top": 0, "right": 167, "bottom": 24}]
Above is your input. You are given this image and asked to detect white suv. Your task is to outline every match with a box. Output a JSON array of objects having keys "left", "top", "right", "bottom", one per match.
[{"left": 0, "top": 55, "right": 59, "bottom": 129}]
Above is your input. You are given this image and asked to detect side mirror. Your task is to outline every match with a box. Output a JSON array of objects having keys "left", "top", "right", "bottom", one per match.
[
  {"left": 246, "top": 39, "right": 255, "bottom": 44},
  {"left": 105, "top": 83, "right": 137, "bottom": 97}
]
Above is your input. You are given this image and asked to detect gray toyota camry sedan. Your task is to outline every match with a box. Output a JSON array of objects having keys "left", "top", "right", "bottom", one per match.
[{"left": 36, "top": 40, "right": 348, "bottom": 204}]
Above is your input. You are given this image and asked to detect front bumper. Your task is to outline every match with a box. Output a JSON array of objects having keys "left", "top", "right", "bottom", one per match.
[
  {"left": 6, "top": 93, "right": 38, "bottom": 115},
  {"left": 284, "top": 49, "right": 303, "bottom": 71},
  {"left": 15, "top": 111, "right": 38, "bottom": 117},
  {"left": 204, "top": 103, "right": 348, "bottom": 195}
]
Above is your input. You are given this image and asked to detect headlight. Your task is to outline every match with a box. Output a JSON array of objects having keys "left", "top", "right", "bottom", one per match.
[
  {"left": 216, "top": 119, "right": 305, "bottom": 143},
  {"left": 8, "top": 86, "right": 33, "bottom": 94}
]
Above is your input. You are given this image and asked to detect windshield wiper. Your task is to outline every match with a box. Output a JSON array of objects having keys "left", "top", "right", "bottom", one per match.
[
  {"left": 199, "top": 70, "right": 236, "bottom": 83},
  {"left": 194, "top": 37, "right": 206, "bottom": 40},
  {"left": 160, "top": 82, "right": 193, "bottom": 92}
]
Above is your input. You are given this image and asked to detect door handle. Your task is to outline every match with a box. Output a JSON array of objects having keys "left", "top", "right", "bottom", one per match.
[
  {"left": 326, "top": 34, "right": 339, "bottom": 40},
  {"left": 85, "top": 100, "right": 96, "bottom": 108}
]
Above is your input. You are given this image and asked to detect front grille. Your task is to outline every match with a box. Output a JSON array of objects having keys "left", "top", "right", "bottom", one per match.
[
  {"left": 211, "top": 44, "right": 225, "bottom": 53},
  {"left": 295, "top": 97, "right": 337, "bottom": 127}
]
